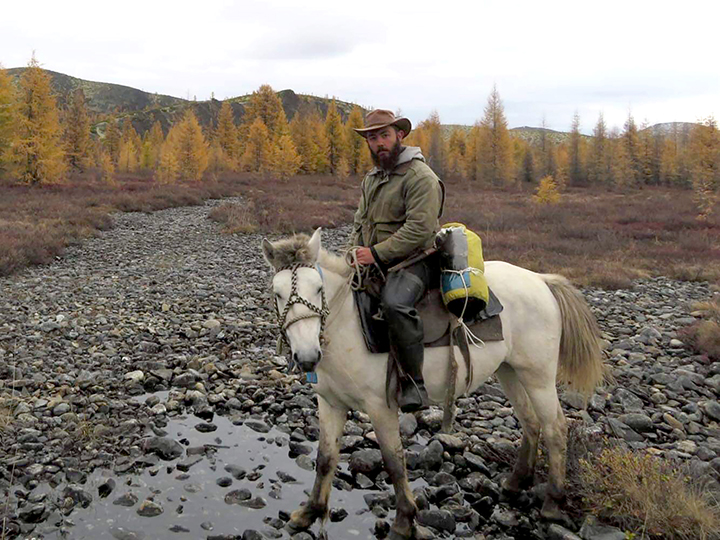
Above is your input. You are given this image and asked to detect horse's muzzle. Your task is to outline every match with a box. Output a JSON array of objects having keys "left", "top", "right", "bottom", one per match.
[{"left": 293, "top": 349, "right": 323, "bottom": 373}]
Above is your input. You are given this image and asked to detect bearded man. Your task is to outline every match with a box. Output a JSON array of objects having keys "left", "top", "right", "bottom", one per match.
[{"left": 351, "top": 109, "right": 444, "bottom": 412}]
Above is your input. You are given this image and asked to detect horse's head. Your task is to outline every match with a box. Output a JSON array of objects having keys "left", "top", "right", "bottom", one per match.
[{"left": 262, "top": 228, "right": 328, "bottom": 373}]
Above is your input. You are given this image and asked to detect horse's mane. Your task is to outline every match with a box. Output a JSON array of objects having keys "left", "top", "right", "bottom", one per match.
[{"left": 269, "top": 233, "right": 352, "bottom": 277}]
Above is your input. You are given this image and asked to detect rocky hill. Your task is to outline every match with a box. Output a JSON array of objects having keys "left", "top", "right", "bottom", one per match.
[{"left": 8, "top": 68, "right": 362, "bottom": 137}]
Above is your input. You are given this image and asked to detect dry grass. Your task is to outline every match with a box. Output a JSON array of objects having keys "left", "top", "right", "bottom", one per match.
[
  {"left": 680, "top": 298, "right": 720, "bottom": 360},
  {"left": 578, "top": 445, "right": 720, "bottom": 539},
  {"left": 207, "top": 201, "right": 258, "bottom": 234},
  {"left": 1, "top": 170, "right": 718, "bottom": 290}
]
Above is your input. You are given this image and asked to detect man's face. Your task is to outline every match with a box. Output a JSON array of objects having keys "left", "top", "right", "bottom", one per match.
[{"left": 366, "top": 127, "right": 404, "bottom": 170}]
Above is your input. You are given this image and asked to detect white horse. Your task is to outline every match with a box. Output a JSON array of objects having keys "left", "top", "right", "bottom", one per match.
[{"left": 261, "top": 228, "right": 603, "bottom": 539}]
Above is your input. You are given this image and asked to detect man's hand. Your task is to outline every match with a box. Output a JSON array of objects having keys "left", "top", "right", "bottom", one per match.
[{"left": 355, "top": 247, "right": 376, "bottom": 265}]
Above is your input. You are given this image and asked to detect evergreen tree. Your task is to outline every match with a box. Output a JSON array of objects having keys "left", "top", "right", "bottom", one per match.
[
  {"left": 241, "top": 117, "right": 273, "bottom": 173},
  {"left": 216, "top": 101, "right": 239, "bottom": 170},
  {"left": 7, "top": 55, "right": 66, "bottom": 184},
  {"left": 477, "top": 85, "right": 513, "bottom": 185},
  {"left": 345, "top": 106, "right": 372, "bottom": 174},
  {"left": 521, "top": 144, "right": 536, "bottom": 183},
  {"left": 539, "top": 116, "right": 556, "bottom": 178},
  {"left": 464, "top": 125, "right": 481, "bottom": 181},
  {"left": 64, "top": 89, "right": 92, "bottom": 171},
  {"left": 622, "top": 112, "right": 642, "bottom": 185},
  {"left": 0, "top": 64, "right": 16, "bottom": 170},
  {"left": 324, "top": 99, "right": 347, "bottom": 174}
]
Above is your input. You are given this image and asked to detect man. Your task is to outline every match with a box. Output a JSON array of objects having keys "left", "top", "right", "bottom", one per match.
[{"left": 352, "top": 109, "right": 444, "bottom": 412}]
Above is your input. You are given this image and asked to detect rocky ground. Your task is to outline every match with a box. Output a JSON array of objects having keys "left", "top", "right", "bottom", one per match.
[{"left": 0, "top": 199, "right": 718, "bottom": 540}]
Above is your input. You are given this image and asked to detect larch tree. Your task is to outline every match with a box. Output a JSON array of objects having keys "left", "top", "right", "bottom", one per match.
[
  {"left": 622, "top": 112, "right": 642, "bottom": 185},
  {"left": 419, "top": 111, "right": 447, "bottom": 178},
  {"left": 538, "top": 116, "right": 556, "bottom": 179},
  {"left": 158, "top": 109, "right": 209, "bottom": 182},
  {"left": 464, "top": 125, "right": 481, "bottom": 181},
  {"left": 688, "top": 116, "right": 720, "bottom": 219},
  {"left": 64, "top": 88, "right": 92, "bottom": 171},
  {"left": 243, "top": 84, "right": 289, "bottom": 140},
  {"left": 0, "top": 64, "right": 15, "bottom": 170},
  {"left": 240, "top": 117, "right": 273, "bottom": 173},
  {"left": 588, "top": 113, "right": 610, "bottom": 185},
  {"left": 567, "top": 112, "right": 585, "bottom": 185},
  {"left": 216, "top": 101, "right": 239, "bottom": 170},
  {"left": 345, "top": 106, "right": 372, "bottom": 174},
  {"left": 324, "top": 99, "right": 347, "bottom": 175},
  {"left": 117, "top": 119, "right": 141, "bottom": 172},
  {"left": 477, "top": 85, "right": 513, "bottom": 185},
  {"left": 103, "top": 119, "right": 121, "bottom": 164},
  {"left": 142, "top": 121, "right": 164, "bottom": 169},
  {"left": 446, "top": 127, "right": 468, "bottom": 180},
  {"left": 7, "top": 55, "right": 66, "bottom": 184},
  {"left": 290, "top": 109, "right": 329, "bottom": 174},
  {"left": 272, "top": 134, "right": 302, "bottom": 179}
]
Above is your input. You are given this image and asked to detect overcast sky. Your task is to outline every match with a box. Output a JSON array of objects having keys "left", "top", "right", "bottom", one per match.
[{"left": 2, "top": 0, "right": 718, "bottom": 133}]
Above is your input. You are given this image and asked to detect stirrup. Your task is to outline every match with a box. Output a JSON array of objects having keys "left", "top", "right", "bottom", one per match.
[{"left": 399, "top": 380, "right": 429, "bottom": 413}]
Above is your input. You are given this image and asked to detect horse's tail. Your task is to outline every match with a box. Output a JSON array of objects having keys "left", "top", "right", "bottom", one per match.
[{"left": 542, "top": 274, "right": 604, "bottom": 396}]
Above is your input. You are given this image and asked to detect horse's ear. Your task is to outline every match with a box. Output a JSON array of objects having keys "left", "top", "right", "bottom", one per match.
[
  {"left": 307, "top": 227, "right": 322, "bottom": 262},
  {"left": 261, "top": 238, "right": 277, "bottom": 268}
]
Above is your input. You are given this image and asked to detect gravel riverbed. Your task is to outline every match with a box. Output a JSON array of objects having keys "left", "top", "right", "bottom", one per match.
[{"left": 1, "top": 200, "right": 718, "bottom": 540}]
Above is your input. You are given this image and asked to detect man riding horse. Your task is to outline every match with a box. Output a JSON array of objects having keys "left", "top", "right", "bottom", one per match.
[{"left": 352, "top": 109, "right": 445, "bottom": 413}]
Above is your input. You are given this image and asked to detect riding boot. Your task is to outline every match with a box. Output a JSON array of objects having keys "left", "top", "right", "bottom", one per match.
[
  {"left": 395, "top": 342, "right": 429, "bottom": 413},
  {"left": 381, "top": 266, "right": 431, "bottom": 413}
]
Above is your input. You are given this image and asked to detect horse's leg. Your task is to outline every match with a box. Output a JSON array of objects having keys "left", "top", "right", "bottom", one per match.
[
  {"left": 289, "top": 396, "right": 347, "bottom": 530},
  {"left": 495, "top": 363, "right": 541, "bottom": 493},
  {"left": 519, "top": 379, "right": 568, "bottom": 520},
  {"left": 369, "top": 407, "right": 417, "bottom": 540}
]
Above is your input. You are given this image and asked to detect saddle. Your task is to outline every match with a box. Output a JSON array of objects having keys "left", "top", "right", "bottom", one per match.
[{"left": 354, "top": 284, "right": 504, "bottom": 355}]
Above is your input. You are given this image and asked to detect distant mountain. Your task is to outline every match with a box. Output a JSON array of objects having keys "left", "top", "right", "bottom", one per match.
[
  {"left": 7, "top": 68, "right": 363, "bottom": 137},
  {"left": 643, "top": 122, "right": 697, "bottom": 136}
]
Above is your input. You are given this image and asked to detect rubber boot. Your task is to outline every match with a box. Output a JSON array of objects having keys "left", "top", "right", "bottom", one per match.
[{"left": 397, "top": 342, "right": 429, "bottom": 412}]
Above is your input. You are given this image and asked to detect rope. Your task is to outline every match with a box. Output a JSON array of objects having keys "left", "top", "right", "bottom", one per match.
[
  {"left": 443, "top": 267, "right": 487, "bottom": 351},
  {"left": 344, "top": 247, "right": 384, "bottom": 292}
]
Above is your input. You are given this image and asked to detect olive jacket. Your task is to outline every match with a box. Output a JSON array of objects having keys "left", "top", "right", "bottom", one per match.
[{"left": 351, "top": 146, "right": 444, "bottom": 267}]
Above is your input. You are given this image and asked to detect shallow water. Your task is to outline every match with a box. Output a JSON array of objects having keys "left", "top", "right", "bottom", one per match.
[{"left": 23, "top": 411, "right": 427, "bottom": 539}]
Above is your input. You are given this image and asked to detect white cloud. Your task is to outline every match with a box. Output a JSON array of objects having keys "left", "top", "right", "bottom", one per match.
[{"left": 1, "top": 0, "right": 718, "bottom": 131}]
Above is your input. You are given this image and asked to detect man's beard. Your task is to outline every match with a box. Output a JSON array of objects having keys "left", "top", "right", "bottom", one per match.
[{"left": 371, "top": 140, "right": 404, "bottom": 171}]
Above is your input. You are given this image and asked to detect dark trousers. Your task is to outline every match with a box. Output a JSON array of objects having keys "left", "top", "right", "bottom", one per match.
[{"left": 380, "top": 256, "right": 438, "bottom": 381}]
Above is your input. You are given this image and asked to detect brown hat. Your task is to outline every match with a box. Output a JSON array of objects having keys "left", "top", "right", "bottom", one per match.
[{"left": 353, "top": 109, "right": 412, "bottom": 137}]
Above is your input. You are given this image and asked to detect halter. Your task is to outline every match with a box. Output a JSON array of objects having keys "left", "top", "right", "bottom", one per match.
[{"left": 274, "top": 263, "right": 329, "bottom": 364}]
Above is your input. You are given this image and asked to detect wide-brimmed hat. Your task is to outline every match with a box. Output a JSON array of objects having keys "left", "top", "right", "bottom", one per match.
[{"left": 353, "top": 109, "right": 412, "bottom": 137}]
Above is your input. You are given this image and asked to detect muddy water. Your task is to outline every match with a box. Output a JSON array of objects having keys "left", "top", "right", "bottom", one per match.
[{"left": 23, "top": 408, "right": 428, "bottom": 539}]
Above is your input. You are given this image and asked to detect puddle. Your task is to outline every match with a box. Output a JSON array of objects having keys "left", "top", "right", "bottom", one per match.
[{"left": 21, "top": 412, "right": 427, "bottom": 539}]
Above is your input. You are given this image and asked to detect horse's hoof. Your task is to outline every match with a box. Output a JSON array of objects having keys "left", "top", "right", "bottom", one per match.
[
  {"left": 388, "top": 525, "right": 416, "bottom": 540},
  {"left": 540, "top": 498, "right": 571, "bottom": 527},
  {"left": 287, "top": 507, "right": 318, "bottom": 532}
]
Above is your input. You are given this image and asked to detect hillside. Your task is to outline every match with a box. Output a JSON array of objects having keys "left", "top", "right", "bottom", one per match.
[{"left": 8, "top": 68, "right": 363, "bottom": 137}]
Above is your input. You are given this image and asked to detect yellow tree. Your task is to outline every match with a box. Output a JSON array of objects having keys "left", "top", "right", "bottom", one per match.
[
  {"left": 216, "top": 101, "right": 239, "bottom": 170},
  {"left": 290, "top": 109, "right": 329, "bottom": 174},
  {"left": 243, "top": 84, "right": 288, "bottom": 140},
  {"left": 345, "top": 106, "right": 372, "bottom": 174},
  {"left": 477, "top": 85, "right": 513, "bottom": 185},
  {"left": 446, "top": 127, "right": 468, "bottom": 180},
  {"left": 324, "top": 99, "right": 347, "bottom": 174},
  {"left": 0, "top": 64, "right": 16, "bottom": 170},
  {"left": 7, "top": 55, "right": 66, "bottom": 184},
  {"left": 141, "top": 121, "right": 164, "bottom": 169},
  {"left": 272, "top": 134, "right": 302, "bottom": 179},
  {"left": 103, "top": 119, "right": 121, "bottom": 164},
  {"left": 64, "top": 88, "right": 92, "bottom": 171},
  {"left": 689, "top": 117, "right": 719, "bottom": 219},
  {"left": 158, "top": 109, "right": 209, "bottom": 182},
  {"left": 241, "top": 117, "right": 273, "bottom": 173},
  {"left": 117, "top": 119, "right": 141, "bottom": 172},
  {"left": 464, "top": 125, "right": 481, "bottom": 181}
]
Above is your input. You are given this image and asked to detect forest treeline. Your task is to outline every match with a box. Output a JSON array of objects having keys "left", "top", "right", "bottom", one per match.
[{"left": 0, "top": 56, "right": 717, "bottom": 217}]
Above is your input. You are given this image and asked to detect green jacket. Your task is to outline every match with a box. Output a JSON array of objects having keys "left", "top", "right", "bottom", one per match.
[{"left": 352, "top": 146, "right": 444, "bottom": 266}]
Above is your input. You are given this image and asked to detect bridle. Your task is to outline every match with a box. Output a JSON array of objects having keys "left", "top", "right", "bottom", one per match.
[{"left": 274, "top": 263, "right": 329, "bottom": 362}]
